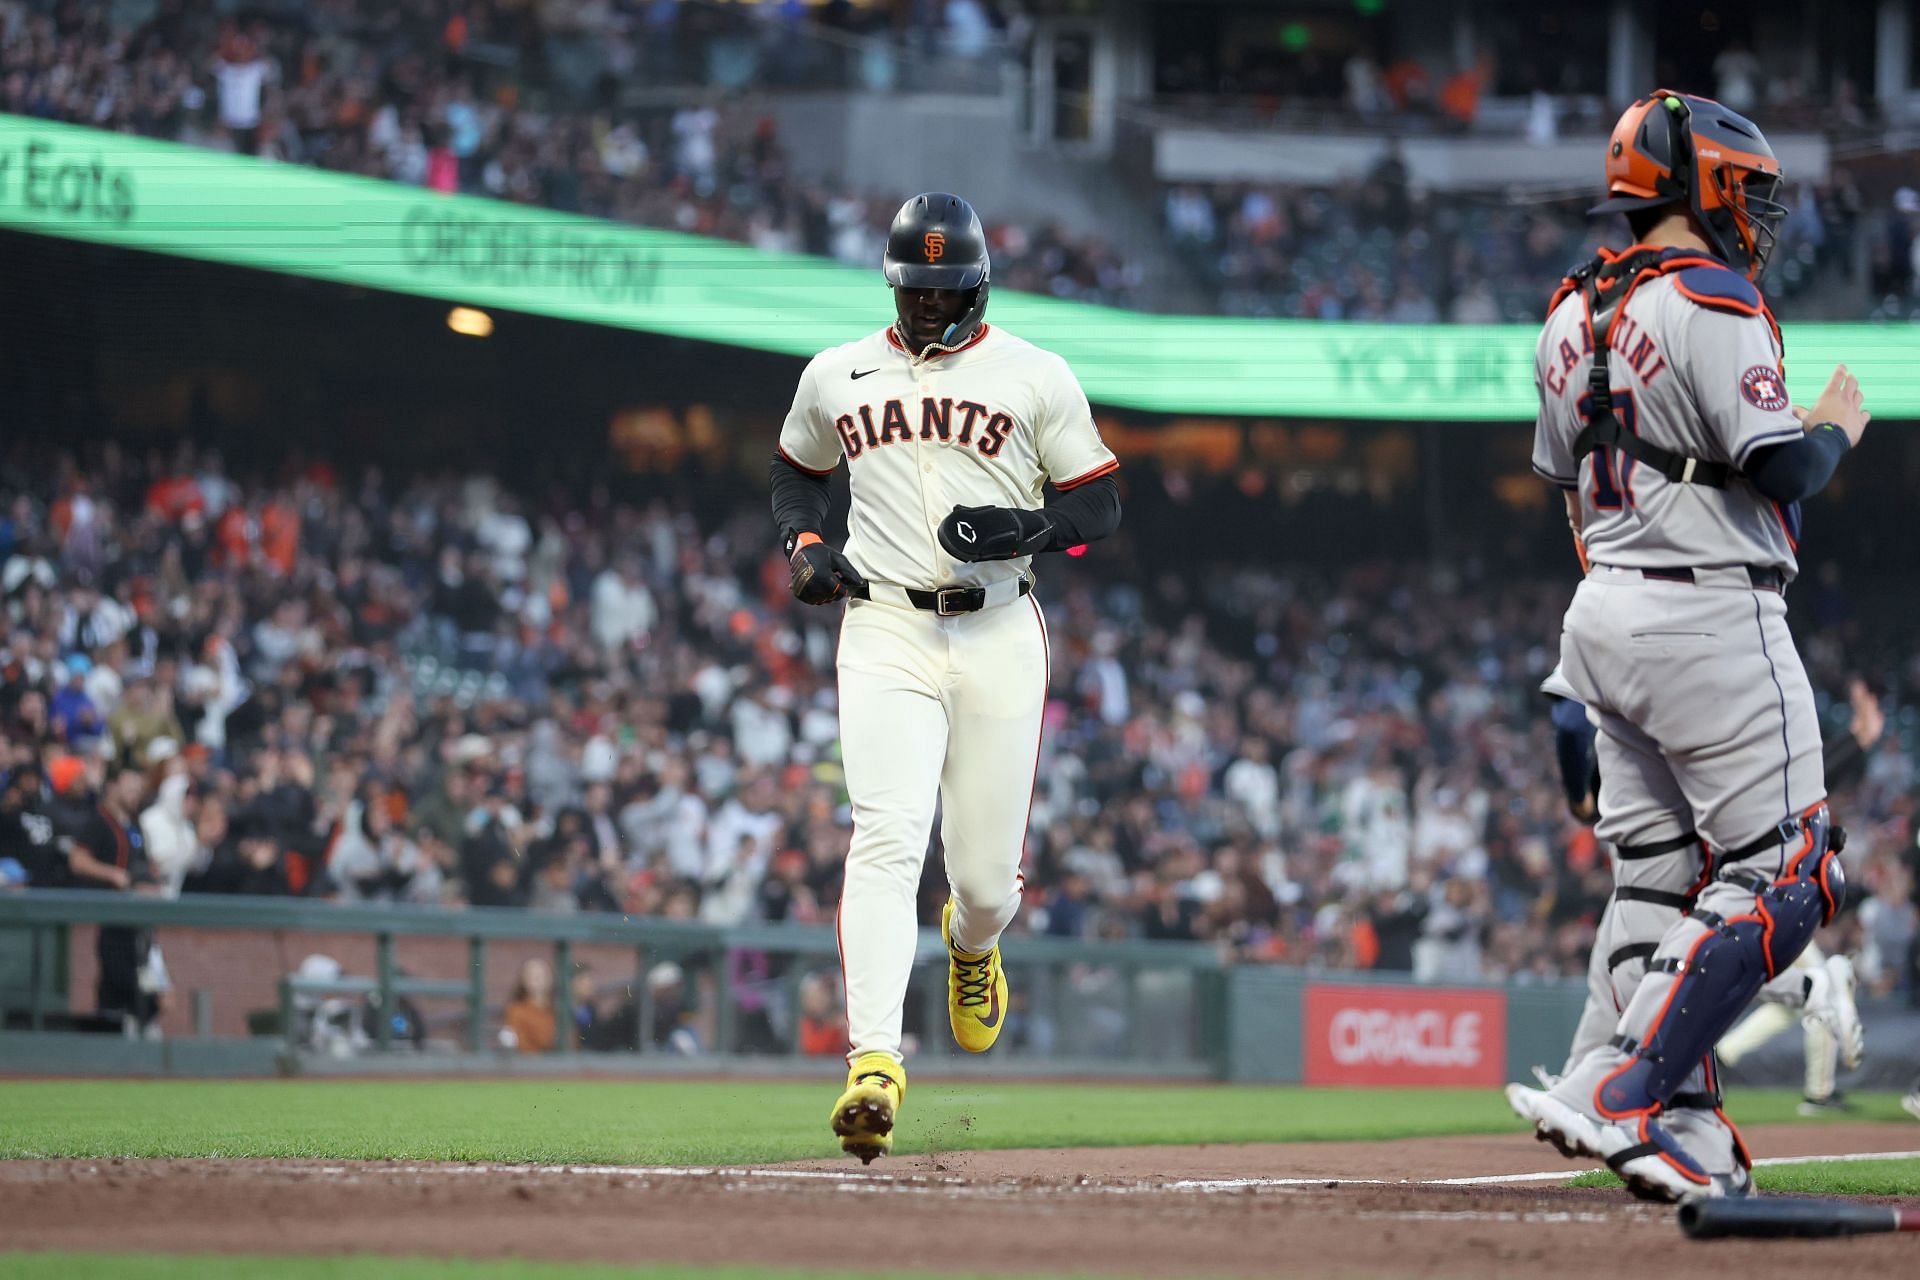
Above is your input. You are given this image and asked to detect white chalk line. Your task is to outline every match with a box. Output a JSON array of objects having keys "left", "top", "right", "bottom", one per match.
[
  {"left": 286, "top": 1146, "right": 1920, "bottom": 1197},
  {"left": 1359, "top": 1209, "right": 1638, "bottom": 1225},
  {"left": 1427, "top": 1147, "right": 1920, "bottom": 1188}
]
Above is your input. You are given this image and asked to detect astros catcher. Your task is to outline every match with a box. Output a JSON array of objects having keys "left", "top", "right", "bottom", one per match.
[
  {"left": 768, "top": 193, "right": 1121, "bottom": 1160},
  {"left": 1506, "top": 90, "right": 1870, "bottom": 1201}
]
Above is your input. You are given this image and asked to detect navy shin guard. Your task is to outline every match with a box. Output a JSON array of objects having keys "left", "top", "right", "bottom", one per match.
[{"left": 1595, "top": 804, "right": 1843, "bottom": 1120}]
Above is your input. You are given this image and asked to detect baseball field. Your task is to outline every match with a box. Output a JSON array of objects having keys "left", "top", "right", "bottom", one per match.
[{"left": 3, "top": 1079, "right": 1917, "bottom": 1278}]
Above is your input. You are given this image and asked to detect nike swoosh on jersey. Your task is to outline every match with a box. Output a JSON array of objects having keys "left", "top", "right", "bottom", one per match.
[{"left": 850, "top": 368, "right": 879, "bottom": 380}]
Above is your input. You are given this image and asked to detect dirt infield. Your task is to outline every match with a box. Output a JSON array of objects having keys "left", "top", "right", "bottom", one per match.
[{"left": 3, "top": 1124, "right": 1916, "bottom": 1277}]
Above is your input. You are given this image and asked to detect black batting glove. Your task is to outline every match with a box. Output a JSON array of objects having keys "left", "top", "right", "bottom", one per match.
[
  {"left": 937, "top": 505, "right": 1054, "bottom": 562},
  {"left": 787, "top": 533, "right": 866, "bottom": 605}
]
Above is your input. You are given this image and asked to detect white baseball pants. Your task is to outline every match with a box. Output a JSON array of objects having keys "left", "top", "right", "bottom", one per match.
[
  {"left": 1717, "top": 942, "right": 1838, "bottom": 1099},
  {"left": 835, "top": 591, "right": 1048, "bottom": 1064}
]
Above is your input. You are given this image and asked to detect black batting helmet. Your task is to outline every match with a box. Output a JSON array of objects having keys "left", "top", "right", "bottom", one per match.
[{"left": 883, "top": 192, "right": 990, "bottom": 350}]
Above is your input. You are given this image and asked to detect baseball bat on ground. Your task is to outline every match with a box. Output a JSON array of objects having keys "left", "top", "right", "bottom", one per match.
[{"left": 1679, "top": 1196, "right": 1920, "bottom": 1239}]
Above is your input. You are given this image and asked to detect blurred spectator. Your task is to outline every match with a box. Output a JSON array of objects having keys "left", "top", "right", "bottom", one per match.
[
  {"left": 1875, "top": 188, "right": 1920, "bottom": 301},
  {"left": 646, "top": 960, "right": 700, "bottom": 1053},
  {"left": 195, "top": 812, "right": 292, "bottom": 897},
  {"left": 797, "top": 970, "right": 845, "bottom": 1056},
  {"left": 568, "top": 961, "right": 599, "bottom": 1045},
  {"left": 138, "top": 747, "right": 205, "bottom": 895},
  {"left": 591, "top": 558, "right": 656, "bottom": 656},
  {"left": 328, "top": 787, "right": 439, "bottom": 903},
  {"left": 500, "top": 956, "right": 557, "bottom": 1053},
  {"left": 1714, "top": 43, "right": 1763, "bottom": 117},
  {"left": 108, "top": 679, "right": 182, "bottom": 770},
  {"left": 60, "top": 764, "right": 164, "bottom": 1030},
  {"left": 1368, "top": 885, "right": 1428, "bottom": 973},
  {"left": 0, "top": 763, "right": 57, "bottom": 887},
  {"left": 211, "top": 28, "right": 275, "bottom": 155},
  {"left": 49, "top": 655, "right": 101, "bottom": 747}
]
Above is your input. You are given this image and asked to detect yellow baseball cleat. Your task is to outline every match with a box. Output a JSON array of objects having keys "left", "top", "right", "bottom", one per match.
[
  {"left": 830, "top": 1052, "right": 906, "bottom": 1164},
  {"left": 942, "top": 898, "right": 1008, "bottom": 1053}
]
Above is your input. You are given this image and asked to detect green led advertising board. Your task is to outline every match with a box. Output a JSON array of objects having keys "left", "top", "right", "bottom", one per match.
[{"left": 1, "top": 114, "right": 1913, "bottom": 420}]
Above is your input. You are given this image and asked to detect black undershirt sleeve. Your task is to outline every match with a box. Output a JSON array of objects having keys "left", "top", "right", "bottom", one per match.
[
  {"left": 773, "top": 455, "right": 1117, "bottom": 555},
  {"left": 1746, "top": 426, "right": 1850, "bottom": 504},
  {"left": 769, "top": 453, "right": 833, "bottom": 545},
  {"left": 1040, "top": 473, "right": 1120, "bottom": 551}
]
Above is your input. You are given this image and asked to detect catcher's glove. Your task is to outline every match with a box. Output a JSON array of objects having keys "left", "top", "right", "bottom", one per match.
[
  {"left": 787, "top": 532, "right": 865, "bottom": 605},
  {"left": 936, "top": 504, "right": 1053, "bottom": 563}
]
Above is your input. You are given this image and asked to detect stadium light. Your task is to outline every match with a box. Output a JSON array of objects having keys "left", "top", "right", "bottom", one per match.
[{"left": 446, "top": 307, "right": 493, "bottom": 337}]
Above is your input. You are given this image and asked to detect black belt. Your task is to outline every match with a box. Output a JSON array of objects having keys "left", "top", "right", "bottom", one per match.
[
  {"left": 1637, "top": 565, "right": 1786, "bottom": 593},
  {"left": 852, "top": 577, "right": 1032, "bottom": 615}
]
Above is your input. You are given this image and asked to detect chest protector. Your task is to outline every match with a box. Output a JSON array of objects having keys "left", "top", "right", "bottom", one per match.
[{"left": 1553, "top": 247, "right": 1784, "bottom": 490}]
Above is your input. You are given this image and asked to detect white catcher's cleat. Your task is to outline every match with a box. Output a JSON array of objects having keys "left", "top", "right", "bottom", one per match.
[
  {"left": 1507, "top": 1083, "right": 1601, "bottom": 1162},
  {"left": 1506, "top": 1083, "right": 1731, "bottom": 1203},
  {"left": 1801, "top": 954, "right": 1865, "bottom": 1070}
]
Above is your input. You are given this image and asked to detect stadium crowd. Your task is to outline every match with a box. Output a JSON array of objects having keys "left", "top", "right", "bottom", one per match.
[
  {"left": 0, "top": 0, "right": 1135, "bottom": 306},
  {"left": 3, "top": 444, "right": 1916, "bottom": 1022},
  {"left": 8, "top": 1, "right": 1913, "bottom": 318},
  {"left": 1162, "top": 164, "right": 1871, "bottom": 323}
]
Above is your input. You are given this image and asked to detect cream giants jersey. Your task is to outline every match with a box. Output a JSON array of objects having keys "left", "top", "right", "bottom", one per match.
[{"left": 777, "top": 324, "right": 1119, "bottom": 592}]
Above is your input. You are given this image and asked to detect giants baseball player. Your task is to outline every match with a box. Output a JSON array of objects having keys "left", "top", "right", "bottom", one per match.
[
  {"left": 1507, "top": 90, "right": 1869, "bottom": 1202},
  {"left": 768, "top": 193, "right": 1120, "bottom": 1161}
]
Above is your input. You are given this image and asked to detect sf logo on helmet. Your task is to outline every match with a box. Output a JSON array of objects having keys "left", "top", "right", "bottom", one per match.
[{"left": 924, "top": 231, "right": 946, "bottom": 262}]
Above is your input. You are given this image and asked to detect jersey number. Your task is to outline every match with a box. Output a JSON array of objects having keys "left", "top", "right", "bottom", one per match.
[{"left": 1575, "top": 387, "right": 1639, "bottom": 511}]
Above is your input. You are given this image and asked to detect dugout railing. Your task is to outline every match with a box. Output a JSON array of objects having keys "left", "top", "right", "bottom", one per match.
[{"left": 0, "top": 891, "right": 1230, "bottom": 1079}]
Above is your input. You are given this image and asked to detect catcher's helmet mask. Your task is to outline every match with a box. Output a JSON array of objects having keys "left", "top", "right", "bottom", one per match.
[
  {"left": 884, "top": 192, "right": 991, "bottom": 357},
  {"left": 1590, "top": 91, "right": 1788, "bottom": 281}
]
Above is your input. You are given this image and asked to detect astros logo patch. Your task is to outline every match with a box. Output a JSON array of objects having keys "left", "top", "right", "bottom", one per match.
[
  {"left": 1741, "top": 365, "right": 1789, "bottom": 412},
  {"left": 924, "top": 231, "right": 946, "bottom": 261}
]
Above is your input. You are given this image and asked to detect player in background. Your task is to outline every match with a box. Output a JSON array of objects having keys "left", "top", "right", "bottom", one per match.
[
  {"left": 768, "top": 193, "right": 1121, "bottom": 1161},
  {"left": 1506, "top": 90, "right": 1870, "bottom": 1202},
  {"left": 1716, "top": 678, "right": 1880, "bottom": 1114},
  {"left": 1538, "top": 674, "right": 1875, "bottom": 1118}
]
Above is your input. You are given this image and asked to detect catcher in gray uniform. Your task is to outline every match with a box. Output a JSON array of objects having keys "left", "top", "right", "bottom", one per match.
[{"left": 1504, "top": 89, "right": 1870, "bottom": 1203}]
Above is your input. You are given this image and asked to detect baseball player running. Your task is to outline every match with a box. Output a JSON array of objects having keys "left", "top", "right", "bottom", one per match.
[
  {"left": 768, "top": 193, "right": 1121, "bottom": 1161},
  {"left": 1507, "top": 90, "right": 1870, "bottom": 1202}
]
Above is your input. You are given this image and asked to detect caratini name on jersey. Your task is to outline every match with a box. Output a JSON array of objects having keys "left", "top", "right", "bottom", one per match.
[{"left": 1540, "top": 310, "right": 1670, "bottom": 398}]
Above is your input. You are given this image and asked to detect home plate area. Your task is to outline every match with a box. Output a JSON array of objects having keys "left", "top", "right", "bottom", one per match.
[{"left": 5, "top": 1124, "right": 1916, "bottom": 1279}]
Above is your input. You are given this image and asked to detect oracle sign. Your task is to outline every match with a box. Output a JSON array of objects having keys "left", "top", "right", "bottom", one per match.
[{"left": 1303, "top": 983, "right": 1507, "bottom": 1086}]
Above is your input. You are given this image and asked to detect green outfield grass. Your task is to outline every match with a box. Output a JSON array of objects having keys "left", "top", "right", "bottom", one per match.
[
  {"left": 1569, "top": 1156, "right": 1920, "bottom": 1196},
  {"left": 0, "top": 1257, "right": 1119, "bottom": 1280},
  {"left": 0, "top": 1079, "right": 1911, "bottom": 1164}
]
